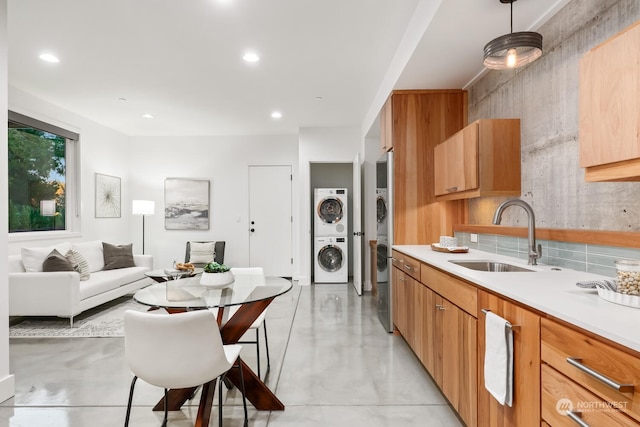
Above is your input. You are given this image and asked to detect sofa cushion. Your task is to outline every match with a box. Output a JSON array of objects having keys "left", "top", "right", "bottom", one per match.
[
  {"left": 103, "top": 242, "right": 135, "bottom": 270},
  {"left": 42, "top": 249, "right": 75, "bottom": 272},
  {"left": 72, "top": 241, "right": 104, "bottom": 273},
  {"left": 78, "top": 267, "right": 148, "bottom": 300},
  {"left": 21, "top": 242, "right": 73, "bottom": 272},
  {"left": 188, "top": 241, "right": 216, "bottom": 264},
  {"left": 65, "top": 249, "right": 91, "bottom": 281}
]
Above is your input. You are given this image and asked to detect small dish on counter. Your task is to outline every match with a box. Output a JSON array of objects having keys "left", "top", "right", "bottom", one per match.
[
  {"left": 597, "top": 287, "right": 640, "bottom": 309},
  {"left": 431, "top": 243, "right": 469, "bottom": 253}
]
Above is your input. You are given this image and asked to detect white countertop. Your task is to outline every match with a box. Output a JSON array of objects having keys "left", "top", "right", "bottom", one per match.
[{"left": 393, "top": 245, "right": 640, "bottom": 353}]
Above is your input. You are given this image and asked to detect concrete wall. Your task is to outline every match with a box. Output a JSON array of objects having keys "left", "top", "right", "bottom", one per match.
[{"left": 467, "top": 0, "right": 640, "bottom": 231}]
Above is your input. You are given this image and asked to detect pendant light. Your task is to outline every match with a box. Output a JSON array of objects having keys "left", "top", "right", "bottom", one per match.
[{"left": 483, "top": 0, "right": 543, "bottom": 70}]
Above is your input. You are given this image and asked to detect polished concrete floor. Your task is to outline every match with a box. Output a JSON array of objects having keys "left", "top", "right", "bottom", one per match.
[{"left": 0, "top": 283, "right": 463, "bottom": 426}]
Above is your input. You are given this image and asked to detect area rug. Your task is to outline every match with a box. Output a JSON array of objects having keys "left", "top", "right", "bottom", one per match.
[{"left": 9, "top": 295, "right": 148, "bottom": 338}]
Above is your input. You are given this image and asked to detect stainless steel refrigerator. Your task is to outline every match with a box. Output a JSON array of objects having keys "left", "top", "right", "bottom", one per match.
[{"left": 376, "top": 151, "right": 394, "bottom": 332}]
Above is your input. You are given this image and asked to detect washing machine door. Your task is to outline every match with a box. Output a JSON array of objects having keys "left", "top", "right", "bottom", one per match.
[
  {"left": 317, "top": 244, "right": 344, "bottom": 272},
  {"left": 376, "top": 243, "right": 388, "bottom": 272},
  {"left": 376, "top": 196, "right": 387, "bottom": 224},
  {"left": 317, "top": 197, "right": 344, "bottom": 224}
]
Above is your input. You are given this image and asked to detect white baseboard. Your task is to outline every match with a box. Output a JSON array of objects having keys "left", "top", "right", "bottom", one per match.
[
  {"left": 0, "top": 374, "right": 15, "bottom": 403},
  {"left": 297, "top": 275, "right": 311, "bottom": 286}
]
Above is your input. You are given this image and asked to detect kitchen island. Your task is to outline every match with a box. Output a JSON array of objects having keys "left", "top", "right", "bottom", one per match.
[{"left": 392, "top": 244, "right": 640, "bottom": 427}]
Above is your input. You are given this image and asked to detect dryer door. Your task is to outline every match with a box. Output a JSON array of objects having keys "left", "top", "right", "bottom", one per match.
[
  {"left": 317, "top": 244, "right": 344, "bottom": 272},
  {"left": 317, "top": 197, "right": 344, "bottom": 224}
]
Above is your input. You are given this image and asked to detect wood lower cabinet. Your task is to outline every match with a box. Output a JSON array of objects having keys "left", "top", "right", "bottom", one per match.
[
  {"left": 441, "top": 297, "right": 477, "bottom": 427},
  {"left": 477, "top": 290, "right": 541, "bottom": 427},
  {"left": 420, "top": 263, "right": 478, "bottom": 427},
  {"left": 541, "top": 318, "right": 640, "bottom": 425},
  {"left": 542, "top": 364, "right": 636, "bottom": 426}
]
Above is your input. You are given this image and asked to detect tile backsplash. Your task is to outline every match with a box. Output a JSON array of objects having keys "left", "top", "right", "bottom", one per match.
[{"left": 454, "top": 232, "right": 640, "bottom": 278}]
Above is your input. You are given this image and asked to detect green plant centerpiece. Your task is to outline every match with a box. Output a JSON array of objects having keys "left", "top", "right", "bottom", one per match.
[
  {"left": 200, "top": 262, "right": 234, "bottom": 288},
  {"left": 203, "top": 262, "right": 230, "bottom": 273}
]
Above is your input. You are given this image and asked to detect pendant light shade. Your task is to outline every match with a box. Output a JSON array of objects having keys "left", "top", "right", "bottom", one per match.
[{"left": 483, "top": 0, "right": 543, "bottom": 70}]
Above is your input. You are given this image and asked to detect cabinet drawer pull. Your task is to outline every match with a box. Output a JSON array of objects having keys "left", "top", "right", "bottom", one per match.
[
  {"left": 566, "top": 411, "right": 590, "bottom": 427},
  {"left": 566, "top": 411, "right": 589, "bottom": 427},
  {"left": 445, "top": 186, "right": 458, "bottom": 192},
  {"left": 392, "top": 257, "right": 398, "bottom": 262},
  {"left": 435, "top": 304, "right": 446, "bottom": 310},
  {"left": 404, "top": 264, "right": 413, "bottom": 271},
  {"left": 566, "top": 357, "right": 635, "bottom": 393},
  {"left": 399, "top": 277, "right": 405, "bottom": 282}
]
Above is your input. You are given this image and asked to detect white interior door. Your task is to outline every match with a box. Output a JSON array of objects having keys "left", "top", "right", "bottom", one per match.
[
  {"left": 249, "top": 165, "right": 292, "bottom": 277},
  {"left": 352, "top": 154, "right": 363, "bottom": 295}
]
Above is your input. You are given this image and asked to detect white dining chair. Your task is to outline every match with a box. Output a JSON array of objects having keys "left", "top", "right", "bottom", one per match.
[
  {"left": 230, "top": 267, "right": 271, "bottom": 379},
  {"left": 123, "top": 309, "right": 248, "bottom": 427}
]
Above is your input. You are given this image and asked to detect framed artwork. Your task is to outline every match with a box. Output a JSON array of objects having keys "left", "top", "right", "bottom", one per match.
[
  {"left": 95, "top": 173, "right": 121, "bottom": 218},
  {"left": 164, "top": 178, "right": 210, "bottom": 230}
]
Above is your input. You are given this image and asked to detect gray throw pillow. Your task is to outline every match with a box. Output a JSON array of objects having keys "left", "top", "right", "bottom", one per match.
[
  {"left": 102, "top": 242, "right": 135, "bottom": 270},
  {"left": 42, "top": 249, "right": 75, "bottom": 272}
]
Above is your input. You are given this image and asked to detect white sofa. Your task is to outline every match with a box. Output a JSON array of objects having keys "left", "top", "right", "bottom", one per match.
[{"left": 8, "top": 240, "right": 153, "bottom": 326}]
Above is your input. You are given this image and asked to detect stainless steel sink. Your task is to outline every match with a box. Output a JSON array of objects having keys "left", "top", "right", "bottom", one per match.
[{"left": 449, "top": 260, "right": 534, "bottom": 272}]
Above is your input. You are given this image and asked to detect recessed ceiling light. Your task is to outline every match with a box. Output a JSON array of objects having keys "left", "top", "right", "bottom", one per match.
[
  {"left": 243, "top": 52, "right": 260, "bottom": 63},
  {"left": 39, "top": 53, "right": 60, "bottom": 63},
  {"left": 315, "top": 96, "right": 324, "bottom": 102},
  {"left": 271, "top": 111, "right": 282, "bottom": 119},
  {"left": 118, "top": 97, "right": 127, "bottom": 102},
  {"left": 142, "top": 113, "right": 154, "bottom": 119}
]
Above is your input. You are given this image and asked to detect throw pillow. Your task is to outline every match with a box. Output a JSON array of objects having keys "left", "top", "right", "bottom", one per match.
[
  {"left": 102, "top": 242, "right": 135, "bottom": 270},
  {"left": 189, "top": 241, "right": 216, "bottom": 264},
  {"left": 42, "top": 249, "right": 75, "bottom": 272},
  {"left": 21, "top": 242, "right": 73, "bottom": 272},
  {"left": 71, "top": 240, "right": 104, "bottom": 272},
  {"left": 65, "top": 249, "right": 91, "bottom": 281}
]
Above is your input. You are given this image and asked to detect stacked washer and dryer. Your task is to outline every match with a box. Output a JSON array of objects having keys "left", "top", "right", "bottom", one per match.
[{"left": 314, "top": 188, "right": 348, "bottom": 283}]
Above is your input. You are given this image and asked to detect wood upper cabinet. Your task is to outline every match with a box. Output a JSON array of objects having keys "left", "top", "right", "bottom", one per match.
[
  {"left": 580, "top": 19, "right": 640, "bottom": 182},
  {"left": 434, "top": 119, "right": 521, "bottom": 201},
  {"left": 391, "top": 90, "right": 467, "bottom": 245},
  {"left": 477, "top": 290, "right": 541, "bottom": 427},
  {"left": 379, "top": 95, "right": 393, "bottom": 154}
]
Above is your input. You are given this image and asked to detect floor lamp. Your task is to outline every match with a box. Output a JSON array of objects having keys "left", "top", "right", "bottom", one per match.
[{"left": 132, "top": 200, "right": 155, "bottom": 255}]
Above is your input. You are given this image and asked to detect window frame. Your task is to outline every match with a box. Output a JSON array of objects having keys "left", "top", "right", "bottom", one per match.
[{"left": 7, "top": 111, "right": 81, "bottom": 241}]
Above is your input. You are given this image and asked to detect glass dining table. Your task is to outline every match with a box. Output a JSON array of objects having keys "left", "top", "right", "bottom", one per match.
[{"left": 132, "top": 274, "right": 292, "bottom": 423}]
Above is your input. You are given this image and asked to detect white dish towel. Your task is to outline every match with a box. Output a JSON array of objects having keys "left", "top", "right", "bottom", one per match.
[{"left": 484, "top": 311, "right": 514, "bottom": 406}]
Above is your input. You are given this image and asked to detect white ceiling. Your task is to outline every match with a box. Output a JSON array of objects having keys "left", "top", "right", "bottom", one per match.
[{"left": 7, "top": 0, "right": 570, "bottom": 137}]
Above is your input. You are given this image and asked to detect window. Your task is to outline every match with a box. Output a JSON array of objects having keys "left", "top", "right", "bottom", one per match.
[{"left": 8, "top": 111, "right": 79, "bottom": 234}]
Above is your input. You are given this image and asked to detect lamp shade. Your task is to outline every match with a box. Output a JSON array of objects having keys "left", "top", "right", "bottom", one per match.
[
  {"left": 40, "top": 199, "right": 56, "bottom": 216},
  {"left": 132, "top": 200, "right": 155, "bottom": 215},
  {"left": 483, "top": 0, "right": 543, "bottom": 70}
]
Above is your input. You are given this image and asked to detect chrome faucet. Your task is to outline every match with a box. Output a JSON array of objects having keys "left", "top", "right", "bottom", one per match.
[{"left": 492, "top": 199, "right": 542, "bottom": 265}]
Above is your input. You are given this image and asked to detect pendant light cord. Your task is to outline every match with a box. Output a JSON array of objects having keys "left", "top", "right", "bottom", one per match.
[{"left": 510, "top": 1, "right": 513, "bottom": 34}]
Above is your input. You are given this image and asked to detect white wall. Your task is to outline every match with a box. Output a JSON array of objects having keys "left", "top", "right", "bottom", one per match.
[
  {"left": 127, "top": 135, "right": 298, "bottom": 270},
  {"left": 0, "top": 0, "right": 15, "bottom": 404},
  {"left": 298, "top": 126, "right": 361, "bottom": 285},
  {"left": 7, "top": 87, "right": 134, "bottom": 254}
]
